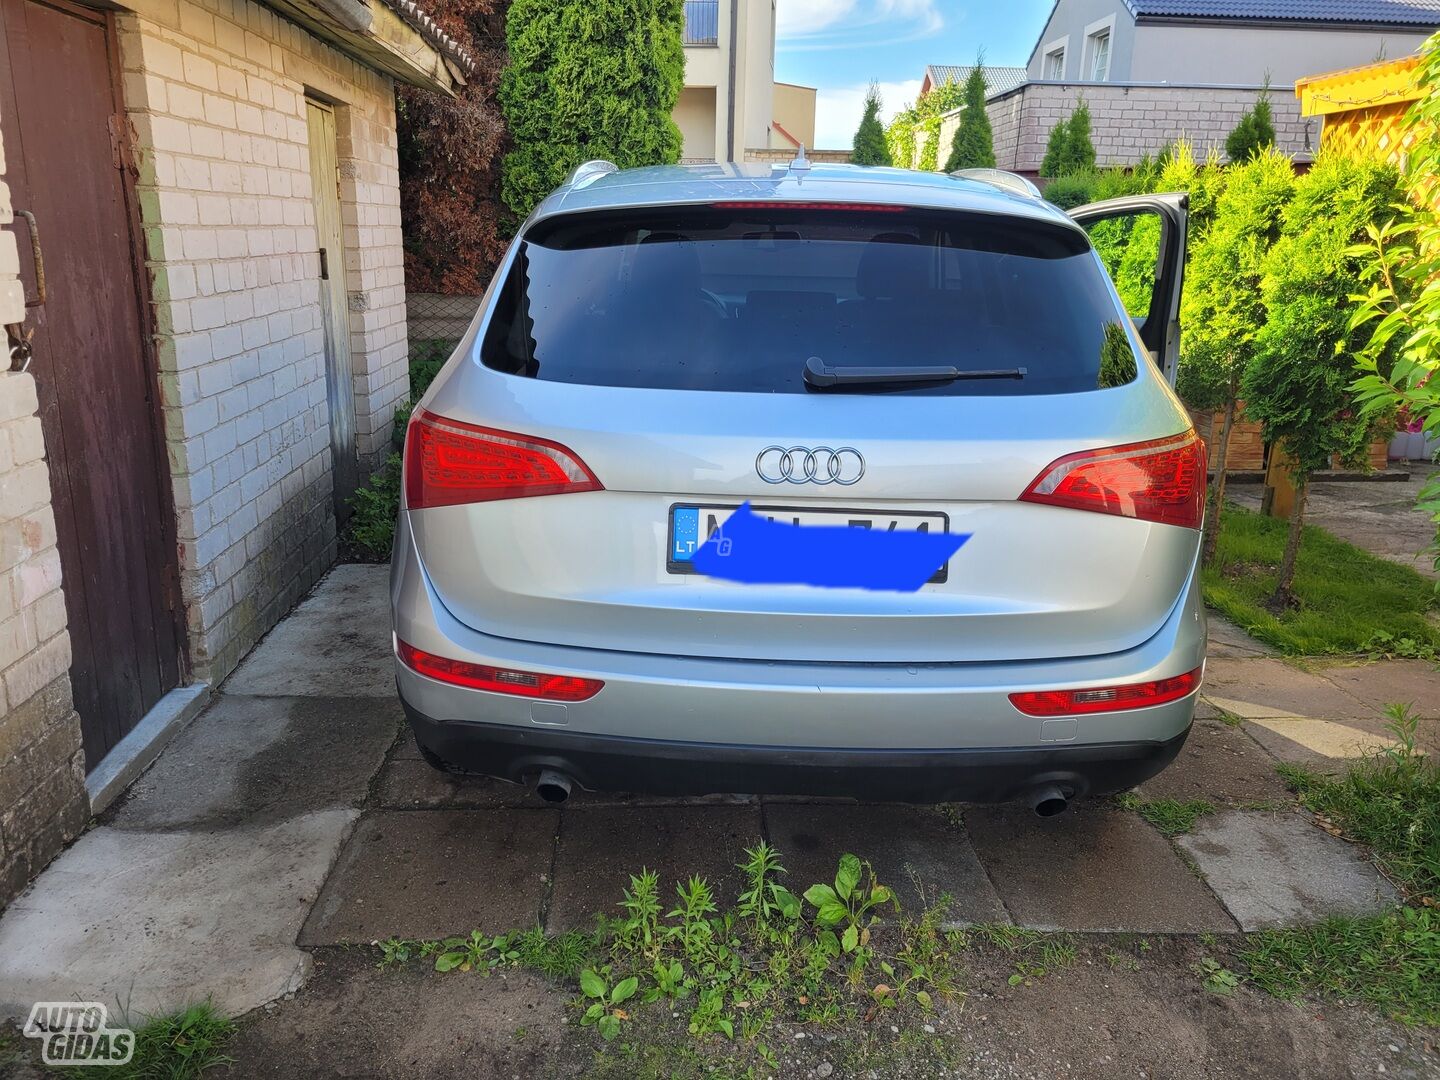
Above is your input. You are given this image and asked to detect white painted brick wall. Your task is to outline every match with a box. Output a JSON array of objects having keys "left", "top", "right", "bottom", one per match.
[{"left": 117, "top": 0, "right": 411, "bottom": 680}]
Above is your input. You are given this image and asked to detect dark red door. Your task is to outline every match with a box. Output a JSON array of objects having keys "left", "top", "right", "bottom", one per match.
[{"left": 0, "top": 0, "right": 184, "bottom": 768}]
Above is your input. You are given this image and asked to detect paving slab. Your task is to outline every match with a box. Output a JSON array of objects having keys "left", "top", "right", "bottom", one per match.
[
  {"left": 375, "top": 754, "right": 537, "bottom": 810},
  {"left": 1206, "top": 613, "right": 1278, "bottom": 658},
  {"left": 1203, "top": 657, "right": 1379, "bottom": 721},
  {"left": 300, "top": 809, "right": 558, "bottom": 944},
  {"left": 109, "top": 695, "right": 401, "bottom": 830},
  {"left": 1315, "top": 659, "right": 1440, "bottom": 719},
  {"left": 1244, "top": 717, "right": 1399, "bottom": 766},
  {"left": 225, "top": 565, "right": 393, "bottom": 697},
  {"left": 1136, "top": 718, "right": 1293, "bottom": 807},
  {"left": 964, "top": 804, "right": 1235, "bottom": 932},
  {"left": 762, "top": 803, "right": 1009, "bottom": 925},
  {"left": 545, "top": 805, "right": 763, "bottom": 931},
  {"left": 1177, "top": 810, "right": 1400, "bottom": 930},
  {"left": 0, "top": 810, "right": 356, "bottom": 1020}
]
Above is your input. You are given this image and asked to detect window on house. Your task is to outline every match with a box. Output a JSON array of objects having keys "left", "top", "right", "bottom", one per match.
[
  {"left": 1044, "top": 48, "right": 1065, "bottom": 80},
  {"left": 1088, "top": 31, "right": 1111, "bottom": 81}
]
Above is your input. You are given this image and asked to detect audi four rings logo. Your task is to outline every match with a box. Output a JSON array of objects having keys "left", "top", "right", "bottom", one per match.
[{"left": 756, "top": 446, "right": 865, "bottom": 486}]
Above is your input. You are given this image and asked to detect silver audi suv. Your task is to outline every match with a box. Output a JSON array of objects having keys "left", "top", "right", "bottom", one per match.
[{"left": 391, "top": 159, "right": 1205, "bottom": 815}]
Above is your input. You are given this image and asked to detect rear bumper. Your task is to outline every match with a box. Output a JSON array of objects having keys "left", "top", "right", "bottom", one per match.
[
  {"left": 392, "top": 511, "right": 1205, "bottom": 801},
  {"left": 403, "top": 701, "right": 1190, "bottom": 802}
]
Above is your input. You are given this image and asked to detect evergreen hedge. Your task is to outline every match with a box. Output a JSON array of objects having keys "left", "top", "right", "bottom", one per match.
[{"left": 500, "top": 0, "right": 685, "bottom": 220}]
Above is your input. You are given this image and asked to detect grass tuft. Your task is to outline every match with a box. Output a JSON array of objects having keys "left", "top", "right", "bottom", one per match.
[
  {"left": 1114, "top": 793, "right": 1216, "bottom": 836},
  {"left": 1242, "top": 908, "right": 1440, "bottom": 1026},
  {"left": 1203, "top": 503, "right": 1440, "bottom": 656},
  {"left": 72, "top": 1002, "right": 236, "bottom": 1080}
]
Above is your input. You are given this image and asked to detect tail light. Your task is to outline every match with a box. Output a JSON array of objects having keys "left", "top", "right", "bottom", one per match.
[
  {"left": 1019, "top": 431, "right": 1206, "bottom": 529},
  {"left": 398, "top": 640, "right": 603, "bottom": 702},
  {"left": 404, "top": 409, "right": 602, "bottom": 509},
  {"left": 1009, "top": 666, "right": 1202, "bottom": 717}
]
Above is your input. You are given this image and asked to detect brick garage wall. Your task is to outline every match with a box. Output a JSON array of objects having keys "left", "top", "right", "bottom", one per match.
[
  {"left": 980, "top": 83, "right": 1314, "bottom": 174},
  {"left": 0, "top": 141, "right": 89, "bottom": 906},
  {"left": 113, "top": 0, "right": 409, "bottom": 680}
]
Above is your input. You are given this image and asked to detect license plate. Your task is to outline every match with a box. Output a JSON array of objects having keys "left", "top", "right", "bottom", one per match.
[{"left": 667, "top": 504, "right": 952, "bottom": 583}]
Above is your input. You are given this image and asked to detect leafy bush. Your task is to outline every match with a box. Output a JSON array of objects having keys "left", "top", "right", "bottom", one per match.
[
  {"left": 1039, "top": 171, "right": 1096, "bottom": 209},
  {"left": 396, "top": 0, "right": 508, "bottom": 295},
  {"left": 1351, "top": 31, "right": 1440, "bottom": 577},
  {"left": 1179, "top": 147, "right": 1296, "bottom": 558},
  {"left": 342, "top": 340, "right": 455, "bottom": 561},
  {"left": 1241, "top": 152, "right": 1401, "bottom": 601},
  {"left": 1225, "top": 86, "right": 1277, "bottom": 164},
  {"left": 943, "top": 60, "right": 995, "bottom": 172},
  {"left": 884, "top": 78, "right": 966, "bottom": 170},
  {"left": 852, "top": 83, "right": 892, "bottom": 166},
  {"left": 499, "top": 0, "right": 685, "bottom": 220}
]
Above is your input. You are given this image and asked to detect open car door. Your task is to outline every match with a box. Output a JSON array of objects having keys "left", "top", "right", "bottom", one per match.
[{"left": 1068, "top": 193, "right": 1189, "bottom": 386}]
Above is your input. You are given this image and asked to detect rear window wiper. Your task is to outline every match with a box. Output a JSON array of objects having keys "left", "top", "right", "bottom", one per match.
[{"left": 802, "top": 355, "right": 1027, "bottom": 389}]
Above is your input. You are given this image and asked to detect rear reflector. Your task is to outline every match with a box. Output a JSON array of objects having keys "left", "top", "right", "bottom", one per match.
[
  {"left": 398, "top": 640, "right": 603, "bottom": 702},
  {"left": 1008, "top": 666, "right": 1203, "bottom": 717},
  {"left": 404, "top": 409, "right": 601, "bottom": 509},
  {"left": 1019, "top": 431, "right": 1206, "bottom": 530}
]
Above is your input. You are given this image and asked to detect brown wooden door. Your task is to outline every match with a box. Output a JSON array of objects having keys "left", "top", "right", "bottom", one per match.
[{"left": 0, "top": 0, "right": 184, "bottom": 769}]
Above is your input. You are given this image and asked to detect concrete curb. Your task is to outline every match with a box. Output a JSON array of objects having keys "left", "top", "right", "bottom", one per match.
[{"left": 85, "top": 684, "right": 212, "bottom": 815}]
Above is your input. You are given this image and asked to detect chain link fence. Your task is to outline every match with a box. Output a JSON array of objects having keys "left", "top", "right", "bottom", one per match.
[{"left": 407, "top": 292, "right": 484, "bottom": 347}]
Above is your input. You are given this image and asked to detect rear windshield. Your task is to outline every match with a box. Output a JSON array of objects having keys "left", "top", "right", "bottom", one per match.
[{"left": 480, "top": 207, "right": 1140, "bottom": 396}]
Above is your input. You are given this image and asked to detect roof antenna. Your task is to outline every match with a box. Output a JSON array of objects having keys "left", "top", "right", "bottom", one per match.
[{"left": 789, "top": 144, "right": 811, "bottom": 173}]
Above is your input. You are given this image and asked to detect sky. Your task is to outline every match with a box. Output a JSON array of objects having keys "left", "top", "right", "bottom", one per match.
[{"left": 775, "top": 0, "right": 1057, "bottom": 149}]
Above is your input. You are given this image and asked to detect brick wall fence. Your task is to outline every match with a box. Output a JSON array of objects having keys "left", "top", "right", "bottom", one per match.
[
  {"left": 117, "top": 0, "right": 410, "bottom": 680},
  {"left": 0, "top": 141, "right": 90, "bottom": 901},
  {"left": 932, "top": 82, "right": 1316, "bottom": 175},
  {"left": 744, "top": 148, "right": 852, "bottom": 164}
]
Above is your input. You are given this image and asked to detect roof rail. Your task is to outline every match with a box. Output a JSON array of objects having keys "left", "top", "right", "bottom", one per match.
[
  {"left": 949, "top": 168, "right": 1041, "bottom": 200},
  {"left": 566, "top": 159, "right": 619, "bottom": 188}
]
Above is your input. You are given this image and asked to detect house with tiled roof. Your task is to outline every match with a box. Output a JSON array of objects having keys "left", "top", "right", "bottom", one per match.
[
  {"left": 919, "top": 64, "right": 1029, "bottom": 99},
  {"left": 962, "top": 0, "right": 1440, "bottom": 175}
]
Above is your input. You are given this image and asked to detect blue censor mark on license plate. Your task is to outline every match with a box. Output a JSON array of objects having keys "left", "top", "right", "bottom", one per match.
[{"left": 683, "top": 503, "right": 969, "bottom": 592}]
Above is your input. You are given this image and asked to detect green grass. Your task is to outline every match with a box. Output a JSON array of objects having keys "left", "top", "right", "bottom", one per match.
[
  {"left": 1238, "top": 705, "right": 1440, "bottom": 1025},
  {"left": 1114, "top": 794, "right": 1216, "bottom": 836},
  {"left": 57, "top": 1003, "right": 235, "bottom": 1079},
  {"left": 1242, "top": 908, "right": 1440, "bottom": 1026},
  {"left": 1203, "top": 503, "right": 1440, "bottom": 656},
  {"left": 1277, "top": 705, "right": 1440, "bottom": 902}
]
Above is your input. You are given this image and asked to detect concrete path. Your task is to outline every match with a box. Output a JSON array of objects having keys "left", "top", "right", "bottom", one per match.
[{"left": 0, "top": 565, "right": 1429, "bottom": 1023}]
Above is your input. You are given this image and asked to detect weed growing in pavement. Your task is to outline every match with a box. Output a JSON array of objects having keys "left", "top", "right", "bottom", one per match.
[
  {"left": 959, "top": 925, "right": 1078, "bottom": 988},
  {"left": 1114, "top": 793, "right": 1217, "bottom": 836},
  {"left": 373, "top": 842, "right": 984, "bottom": 1045},
  {"left": 1238, "top": 702, "right": 1440, "bottom": 1025},
  {"left": 1278, "top": 703, "right": 1439, "bottom": 901},
  {"left": 1362, "top": 630, "right": 1440, "bottom": 663},
  {"left": 1197, "top": 957, "right": 1240, "bottom": 996}
]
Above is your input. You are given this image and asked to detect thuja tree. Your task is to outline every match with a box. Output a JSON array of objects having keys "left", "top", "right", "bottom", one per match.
[
  {"left": 1226, "top": 85, "right": 1277, "bottom": 164},
  {"left": 1179, "top": 147, "right": 1296, "bottom": 562},
  {"left": 500, "top": 0, "right": 685, "bottom": 220},
  {"left": 1351, "top": 31, "right": 1440, "bottom": 575},
  {"left": 944, "top": 59, "right": 996, "bottom": 172},
  {"left": 852, "top": 83, "right": 892, "bottom": 166},
  {"left": 1241, "top": 153, "right": 1401, "bottom": 605},
  {"left": 1040, "top": 99, "right": 1096, "bottom": 177},
  {"left": 396, "top": 0, "right": 508, "bottom": 295}
]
